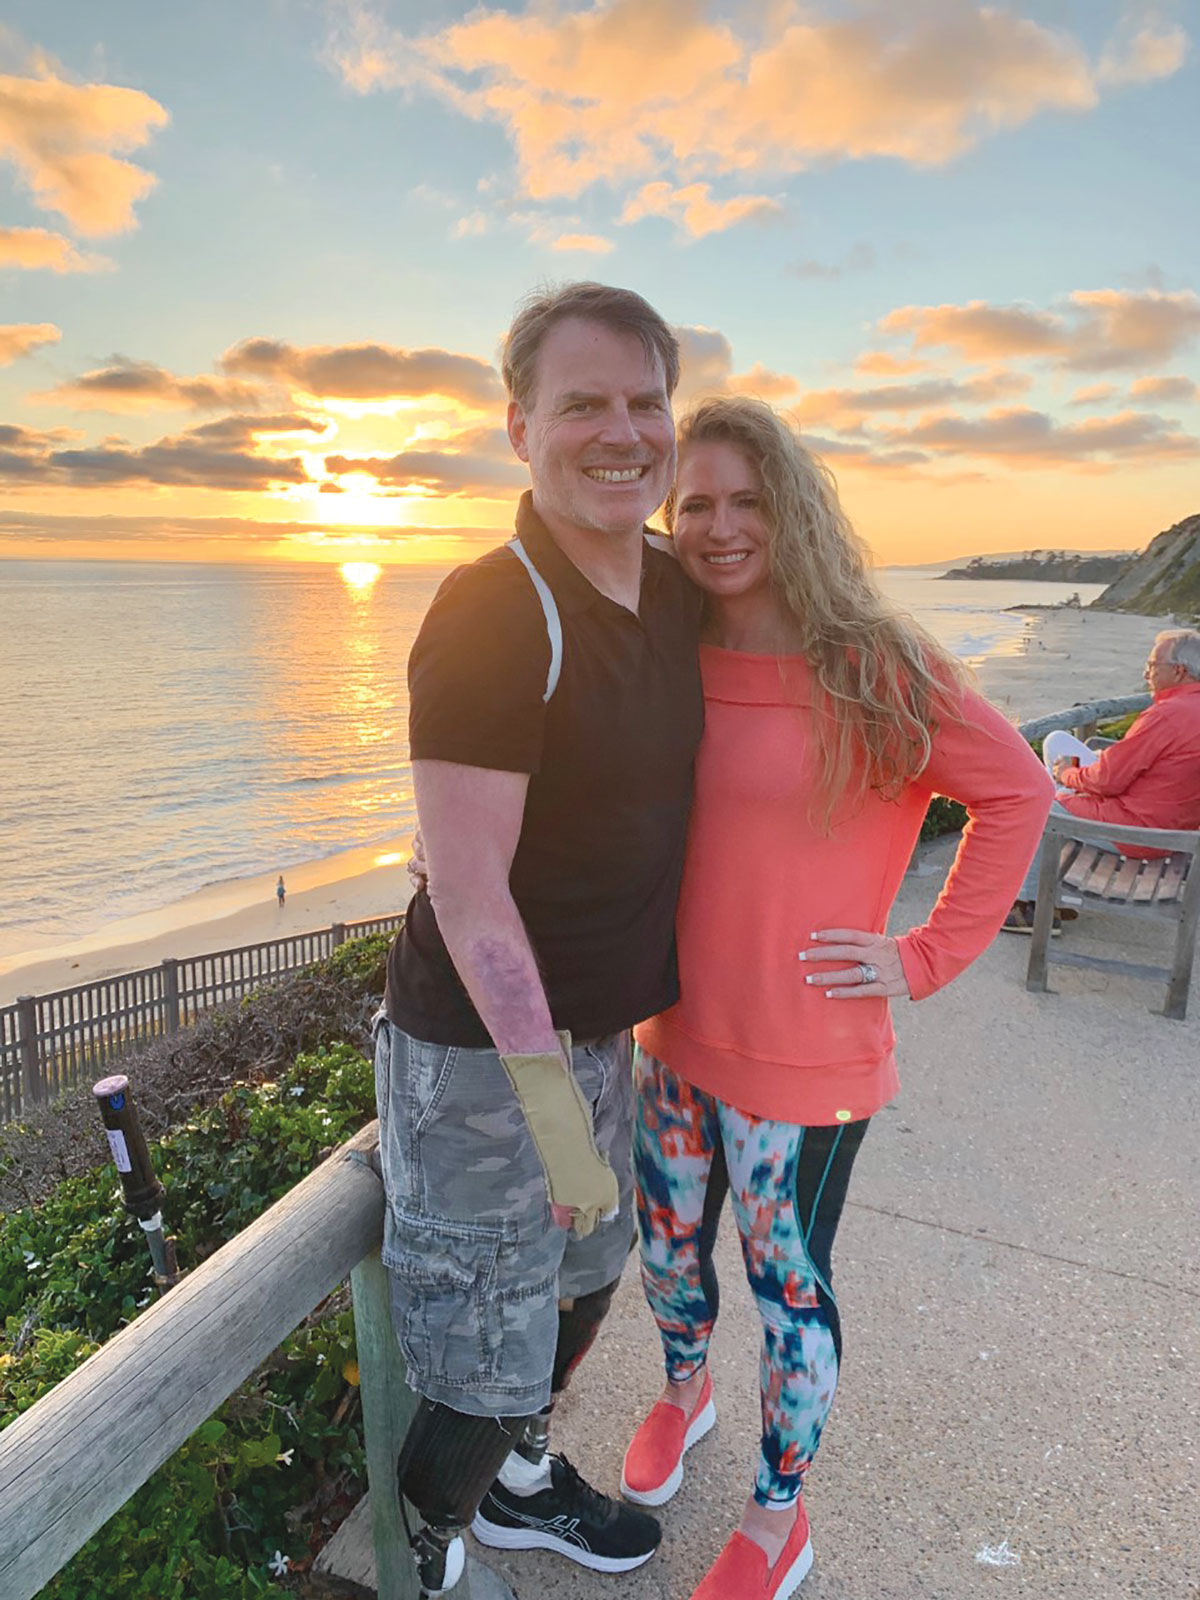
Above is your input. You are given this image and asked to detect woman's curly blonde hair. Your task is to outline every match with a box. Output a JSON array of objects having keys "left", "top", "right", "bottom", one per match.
[{"left": 664, "top": 395, "right": 968, "bottom": 830}]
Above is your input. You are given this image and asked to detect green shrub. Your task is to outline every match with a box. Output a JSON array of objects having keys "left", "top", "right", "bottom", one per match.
[
  {"left": 323, "top": 931, "right": 391, "bottom": 990},
  {"left": 920, "top": 794, "right": 969, "bottom": 840},
  {"left": 3, "top": 1042, "right": 374, "bottom": 1336},
  {"left": 1096, "top": 711, "right": 1139, "bottom": 739},
  {"left": 1, "top": 1037, "right": 377, "bottom": 1596}
]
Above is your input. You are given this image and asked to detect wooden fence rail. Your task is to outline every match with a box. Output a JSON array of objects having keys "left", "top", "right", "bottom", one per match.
[
  {"left": 0, "top": 914, "right": 405, "bottom": 1124},
  {"left": 0, "top": 1122, "right": 423, "bottom": 1600},
  {"left": 1016, "top": 691, "right": 1150, "bottom": 745}
]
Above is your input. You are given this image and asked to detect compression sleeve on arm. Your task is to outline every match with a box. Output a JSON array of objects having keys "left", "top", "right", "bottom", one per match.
[{"left": 500, "top": 1031, "right": 619, "bottom": 1237}]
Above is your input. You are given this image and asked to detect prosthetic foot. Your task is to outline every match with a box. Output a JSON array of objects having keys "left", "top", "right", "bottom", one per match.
[
  {"left": 407, "top": 1515, "right": 466, "bottom": 1596},
  {"left": 398, "top": 1398, "right": 528, "bottom": 1595}
]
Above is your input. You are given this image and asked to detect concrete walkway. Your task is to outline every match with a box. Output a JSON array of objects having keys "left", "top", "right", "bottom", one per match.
[{"left": 474, "top": 837, "right": 1199, "bottom": 1600}]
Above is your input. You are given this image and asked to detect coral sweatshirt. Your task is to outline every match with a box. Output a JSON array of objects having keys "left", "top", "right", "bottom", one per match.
[
  {"left": 636, "top": 646, "right": 1054, "bottom": 1125},
  {"left": 1054, "top": 680, "right": 1200, "bottom": 857}
]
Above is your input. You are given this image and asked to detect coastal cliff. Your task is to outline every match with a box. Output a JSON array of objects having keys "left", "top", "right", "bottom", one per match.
[
  {"left": 940, "top": 550, "right": 1132, "bottom": 582},
  {"left": 1091, "top": 513, "right": 1200, "bottom": 617}
]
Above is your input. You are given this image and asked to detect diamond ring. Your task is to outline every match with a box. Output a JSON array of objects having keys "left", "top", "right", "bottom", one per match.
[{"left": 857, "top": 962, "right": 879, "bottom": 985}]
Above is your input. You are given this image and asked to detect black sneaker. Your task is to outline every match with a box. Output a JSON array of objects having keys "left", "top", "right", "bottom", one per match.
[{"left": 471, "top": 1453, "right": 662, "bottom": 1572}]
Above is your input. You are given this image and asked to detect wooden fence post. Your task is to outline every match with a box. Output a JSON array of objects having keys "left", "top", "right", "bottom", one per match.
[
  {"left": 1164, "top": 841, "right": 1200, "bottom": 1022},
  {"left": 16, "top": 996, "right": 42, "bottom": 1108},
  {"left": 1025, "top": 829, "right": 1064, "bottom": 994},
  {"left": 162, "top": 959, "right": 181, "bottom": 1035},
  {"left": 349, "top": 1252, "right": 421, "bottom": 1600},
  {"left": 331, "top": 922, "right": 348, "bottom": 948}
]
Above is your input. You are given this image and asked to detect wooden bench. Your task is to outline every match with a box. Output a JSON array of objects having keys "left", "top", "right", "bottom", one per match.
[{"left": 1026, "top": 814, "right": 1200, "bottom": 1020}]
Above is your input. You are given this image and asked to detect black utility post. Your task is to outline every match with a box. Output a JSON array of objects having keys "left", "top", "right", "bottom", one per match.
[{"left": 92, "top": 1074, "right": 180, "bottom": 1286}]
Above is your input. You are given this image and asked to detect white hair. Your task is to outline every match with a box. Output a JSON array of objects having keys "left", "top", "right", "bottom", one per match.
[{"left": 1156, "top": 628, "right": 1200, "bottom": 681}]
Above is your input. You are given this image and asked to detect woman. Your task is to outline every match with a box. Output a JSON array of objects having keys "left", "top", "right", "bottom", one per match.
[{"left": 619, "top": 398, "right": 1053, "bottom": 1600}]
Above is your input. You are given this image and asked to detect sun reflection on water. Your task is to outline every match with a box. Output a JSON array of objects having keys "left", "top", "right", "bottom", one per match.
[{"left": 340, "top": 561, "right": 382, "bottom": 591}]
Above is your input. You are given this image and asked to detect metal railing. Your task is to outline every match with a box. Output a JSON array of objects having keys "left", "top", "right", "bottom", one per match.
[{"left": 1, "top": 915, "right": 404, "bottom": 1123}]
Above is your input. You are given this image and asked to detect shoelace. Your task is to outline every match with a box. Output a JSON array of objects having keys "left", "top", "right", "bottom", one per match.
[{"left": 552, "top": 1454, "right": 616, "bottom": 1524}]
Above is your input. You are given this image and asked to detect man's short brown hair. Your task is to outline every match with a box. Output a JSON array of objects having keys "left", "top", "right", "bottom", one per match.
[{"left": 502, "top": 282, "right": 680, "bottom": 408}]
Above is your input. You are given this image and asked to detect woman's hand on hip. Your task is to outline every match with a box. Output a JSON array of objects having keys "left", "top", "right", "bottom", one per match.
[{"left": 798, "top": 929, "right": 911, "bottom": 1000}]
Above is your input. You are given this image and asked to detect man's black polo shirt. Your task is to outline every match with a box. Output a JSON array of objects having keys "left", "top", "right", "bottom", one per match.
[{"left": 385, "top": 492, "right": 704, "bottom": 1047}]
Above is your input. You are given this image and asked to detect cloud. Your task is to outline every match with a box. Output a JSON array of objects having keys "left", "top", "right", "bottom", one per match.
[
  {"left": 0, "top": 54, "right": 168, "bottom": 234},
  {"left": 1097, "top": 21, "right": 1189, "bottom": 86},
  {"left": 673, "top": 324, "right": 801, "bottom": 405},
  {"left": 222, "top": 337, "right": 503, "bottom": 406},
  {"left": 0, "top": 507, "right": 507, "bottom": 552},
  {"left": 0, "top": 224, "right": 109, "bottom": 271},
  {"left": 451, "top": 210, "right": 489, "bottom": 238},
  {"left": 877, "top": 289, "right": 1200, "bottom": 371},
  {"left": 1130, "top": 374, "right": 1199, "bottom": 403},
  {"left": 324, "top": 449, "right": 525, "bottom": 495},
  {"left": 788, "top": 242, "right": 876, "bottom": 280},
  {"left": 620, "top": 182, "right": 782, "bottom": 239},
  {"left": 550, "top": 232, "right": 614, "bottom": 253},
  {"left": 854, "top": 350, "right": 929, "bottom": 377},
  {"left": 674, "top": 325, "right": 737, "bottom": 401},
  {"left": 797, "top": 431, "right": 931, "bottom": 472},
  {"left": 1065, "top": 289, "right": 1200, "bottom": 371},
  {"left": 327, "top": 1, "right": 1182, "bottom": 209},
  {"left": 726, "top": 363, "right": 799, "bottom": 400},
  {"left": 877, "top": 406, "right": 1199, "bottom": 468},
  {"left": 324, "top": 422, "right": 524, "bottom": 496},
  {"left": 38, "top": 356, "right": 278, "bottom": 413},
  {"left": 1068, "top": 383, "right": 1118, "bottom": 406},
  {"left": 794, "top": 372, "right": 1032, "bottom": 425},
  {"left": 0, "top": 414, "right": 315, "bottom": 489},
  {"left": 0, "top": 321, "right": 60, "bottom": 363},
  {"left": 879, "top": 299, "right": 1064, "bottom": 359},
  {"left": 184, "top": 413, "right": 329, "bottom": 444}
]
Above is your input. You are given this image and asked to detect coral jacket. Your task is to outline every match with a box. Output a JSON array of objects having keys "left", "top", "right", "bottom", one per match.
[
  {"left": 636, "top": 646, "right": 1054, "bottom": 1125},
  {"left": 1055, "top": 680, "right": 1200, "bottom": 856}
]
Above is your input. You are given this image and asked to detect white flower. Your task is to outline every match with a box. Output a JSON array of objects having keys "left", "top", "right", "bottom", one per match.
[
  {"left": 268, "top": 1549, "right": 290, "bottom": 1577},
  {"left": 290, "top": 1086, "right": 305, "bottom": 1097},
  {"left": 277, "top": 1448, "right": 295, "bottom": 1467}
]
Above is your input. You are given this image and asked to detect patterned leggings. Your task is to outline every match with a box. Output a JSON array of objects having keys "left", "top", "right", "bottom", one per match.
[{"left": 634, "top": 1048, "right": 869, "bottom": 1507}]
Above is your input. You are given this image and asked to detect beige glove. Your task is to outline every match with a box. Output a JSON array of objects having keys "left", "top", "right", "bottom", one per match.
[{"left": 500, "top": 1030, "right": 619, "bottom": 1237}]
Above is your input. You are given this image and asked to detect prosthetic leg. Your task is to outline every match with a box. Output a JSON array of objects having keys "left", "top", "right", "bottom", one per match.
[
  {"left": 397, "top": 1403, "right": 526, "bottom": 1594},
  {"left": 509, "top": 1278, "right": 621, "bottom": 1474},
  {"left": 398, "top": 1280, "right": 623, "bottom": 1593}
]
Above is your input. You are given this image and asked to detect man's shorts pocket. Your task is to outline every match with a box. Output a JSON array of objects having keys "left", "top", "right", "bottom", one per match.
[{"left": 383, "top": 1205, "right": 504, "bottom": 1388}]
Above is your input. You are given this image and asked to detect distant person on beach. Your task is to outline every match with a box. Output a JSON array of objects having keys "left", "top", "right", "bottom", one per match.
[
  {"left": 1003, "top": 627, "right": 1200, "bottom": 934},
  {"left": 275, "top": 875, "right": 285, "bottom": 907},
  {"left": 618, "top": 399, "right": 1052, "bottom": 1599},
  {"left": 375, "top": 284, "right": 701, "bottom": 1594}
]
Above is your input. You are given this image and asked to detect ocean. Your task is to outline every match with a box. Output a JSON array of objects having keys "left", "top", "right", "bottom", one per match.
[{"left": 0, "top": 558, "right": 1106, "bottom": 960}]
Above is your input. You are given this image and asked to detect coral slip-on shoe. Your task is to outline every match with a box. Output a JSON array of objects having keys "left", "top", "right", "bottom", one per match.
[
  {"left": 620, "top": 1369, "right": 716, "bottom": 1506},
  {"left": 691, "top": 1500, "right": 813, "bottom": 1600}
]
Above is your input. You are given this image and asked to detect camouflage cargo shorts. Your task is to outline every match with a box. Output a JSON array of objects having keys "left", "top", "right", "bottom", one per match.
[{"left": 373, "top": 1018, "right": 636, "bottom": 1417}]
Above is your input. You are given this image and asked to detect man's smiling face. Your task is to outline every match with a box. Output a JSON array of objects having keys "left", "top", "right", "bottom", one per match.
[{"left": 507, "top": 317, "right": 676, "bottom": 540}]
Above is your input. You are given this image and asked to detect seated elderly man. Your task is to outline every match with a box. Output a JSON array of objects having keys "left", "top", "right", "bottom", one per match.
[{"left": 1003, "top": 627, "right": 1200, "bottom": 934}]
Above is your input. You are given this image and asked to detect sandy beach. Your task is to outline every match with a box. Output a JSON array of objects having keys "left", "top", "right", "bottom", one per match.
[
  {"left": 0, "top": 839, "right": 414, "bottom": 1006},
  {"left": 0, "top": 606, "right": 1168, "bottom": 1008},
  {"left": 973, "top": 605, "right": 1162, "bottom": 721}
]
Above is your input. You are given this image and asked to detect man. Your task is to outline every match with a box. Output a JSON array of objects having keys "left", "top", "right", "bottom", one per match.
[
  {"left": 1004, "top": 627, "right": 1200, "bottom": 931},
  {"left": 376, "top": 283, "right": 704, "bottom": 1595}
]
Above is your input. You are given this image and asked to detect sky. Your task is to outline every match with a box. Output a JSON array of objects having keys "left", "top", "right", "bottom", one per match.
[{"left": 0, "top": 0, "right": 1197, "bottom": 568}]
